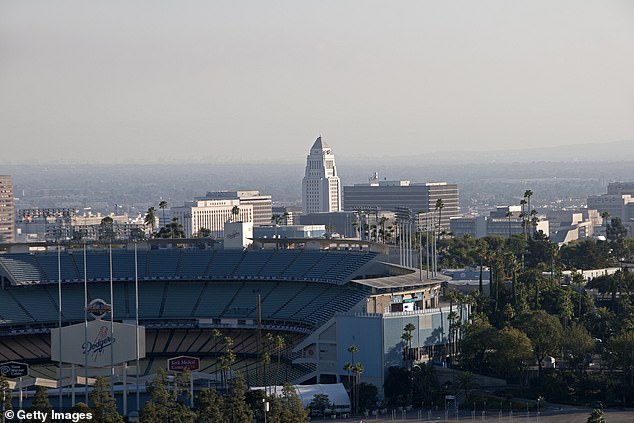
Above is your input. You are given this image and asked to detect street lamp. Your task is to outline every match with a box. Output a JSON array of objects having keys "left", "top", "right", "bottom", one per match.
[{"left": 262, "top": 398, "right": 269, "bottom": 423}]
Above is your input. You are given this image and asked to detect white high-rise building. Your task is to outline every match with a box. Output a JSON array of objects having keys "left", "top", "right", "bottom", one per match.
[{"left": 302, "top": 137, "right": 342, "bottom": 214}]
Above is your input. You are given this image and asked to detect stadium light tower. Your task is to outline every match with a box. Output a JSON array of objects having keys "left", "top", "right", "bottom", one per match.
[{"left": 57, "top": 241, "right": 63, "bottom": 409}]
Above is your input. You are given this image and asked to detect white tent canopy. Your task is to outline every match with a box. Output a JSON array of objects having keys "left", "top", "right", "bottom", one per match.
[{"left": 251, "top": 383, "right": 350, "bottom": 411}]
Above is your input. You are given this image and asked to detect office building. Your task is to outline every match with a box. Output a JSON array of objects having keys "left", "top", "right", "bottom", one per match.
[
  {"left": 343, "top": 174, "right": 458, "bottom": 230},
  {"left": 548, "top": 209, "right": 600, "bottom": 245},
  {"left": 302, "top": 137, "right": 342, "bottom": 214},
  {"left": 0, "top": 175, "right": 14, "bottom": 243},
  {"left": 272, "top": 205, "right": 302, "bottom": 225},
  {"left": 299, "top": 211, "right": 357, "bottom": 238},
  {"left": 16, "top": 208, "right": 145, "bottom": 242},
  {"left": 204, "top": 190, "right": 272, "bottom": 226},
  {"left": 450, "top": 205, "right": 549, "bottom": 239},
  {"left": 607, "top": 182, "right": 634, "bottom": 196},
  {"left": 587, "top": 194, "right": 634, "bottom": 223},
  {"left": 587, "top": 182, "right": 634, "bottom": 237},
  {"left": 172, "top": 199, "right": 253, "bottom": 238}
]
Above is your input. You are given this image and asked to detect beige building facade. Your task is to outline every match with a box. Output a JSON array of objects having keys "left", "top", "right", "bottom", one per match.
[
  {"left": 172, "top": 199, "right": 253, "bottom": 238},
  {"left": 0, "top": 175, "right": 14, "bottom": 243}
]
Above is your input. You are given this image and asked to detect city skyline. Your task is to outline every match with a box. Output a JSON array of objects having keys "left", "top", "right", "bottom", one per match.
[{"left": 1, "top": 1, "right": 633, "bottom": 164}]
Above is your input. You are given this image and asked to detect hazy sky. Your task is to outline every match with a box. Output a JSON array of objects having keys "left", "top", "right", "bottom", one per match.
[{"left": 1, "top": 0, "right": 633, "bottom": 164}]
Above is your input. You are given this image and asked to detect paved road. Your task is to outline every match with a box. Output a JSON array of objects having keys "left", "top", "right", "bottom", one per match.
[{"left": 311, "top": 407, "right": 634, "bottom": 423}]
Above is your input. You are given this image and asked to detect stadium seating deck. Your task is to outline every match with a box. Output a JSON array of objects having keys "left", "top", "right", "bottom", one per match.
[
  {"left": 0, "top": 255, "right": 43, "bottom": 283},
  {"left": 0, "top": 248, "right": 376, "bottom": 286}
]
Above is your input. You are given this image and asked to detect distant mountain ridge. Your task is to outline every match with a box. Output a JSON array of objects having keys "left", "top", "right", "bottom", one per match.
[{"left": 341, "top": 139, "right": 634, "bottom": 165}]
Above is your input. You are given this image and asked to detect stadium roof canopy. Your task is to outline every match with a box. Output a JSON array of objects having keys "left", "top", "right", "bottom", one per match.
[{"left": 355, "top": 272, "right": 449, "bottom": 290}]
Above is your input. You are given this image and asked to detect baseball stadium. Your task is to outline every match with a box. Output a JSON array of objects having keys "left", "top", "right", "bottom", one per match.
[{"left": 0, "top": 239, "right": 459, "bottom": 415}]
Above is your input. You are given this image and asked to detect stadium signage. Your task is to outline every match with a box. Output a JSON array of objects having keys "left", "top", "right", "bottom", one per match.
[
  {"left": 52, "top": 320, "right": 146, "bottom": 367},
  {"left": 83, "top": 325, "right": 115, "bottom": 358},
  {"left": 226, "top": 231, "right": 240, "bottom": 240},
  {"left": 0, "top": 361, "right": 29, "bottom": 378},
  {"left": 168, "top": 356, "right": 200, "bottom": 372},
  {"left": 86, "top": 298, "right": 111, "bottom": 319}
]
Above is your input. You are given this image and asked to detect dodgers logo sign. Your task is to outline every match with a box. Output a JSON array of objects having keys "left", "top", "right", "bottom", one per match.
[
  {"left": 82, "top": 325, "right": 115, "bottom": 361},
  {"left": 52, "top": 320, "right": 146, "bottom": 367}
]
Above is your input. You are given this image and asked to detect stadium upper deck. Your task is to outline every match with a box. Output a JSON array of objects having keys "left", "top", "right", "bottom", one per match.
[
  {"left": 0, "top": 248, "right": 376, "bottom": 286},
  {"left": 0, "top": 247, "right": 376, "bottom": 331}
]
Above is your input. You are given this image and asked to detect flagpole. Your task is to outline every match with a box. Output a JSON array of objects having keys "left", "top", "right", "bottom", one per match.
[
  {"left": 57, "top": 241, "right": 63, "bottom": 409},
  {"left": 426, "top": 213, "right": 430, "bottom": 279},
  {"left": 109, "top": 243, "right": 115, "bottom": 395},
  {"left": 84, "top": 242, "right": 89, "bottom": 403},
  {"left": 135, "top": 241, "right": 140, "bottom": 413}
]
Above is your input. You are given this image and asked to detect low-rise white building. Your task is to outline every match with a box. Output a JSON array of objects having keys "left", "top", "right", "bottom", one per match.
[
  {"left": 204, "top": 190, "right": 272, "bottom": 226},
  {"left": 172, "top": 199, "right": 253, "bottom": 238},
  {"left": 548, "top": 209, "right": 601, "bottom": 245},
  {"left": 450, "top": 205, "right": 549, "bottom": 239}
]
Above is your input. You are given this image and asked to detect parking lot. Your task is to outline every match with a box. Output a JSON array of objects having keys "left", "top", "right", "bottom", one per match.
[{"left": 309, "top": 407, "right": 634, "bottom": 423}]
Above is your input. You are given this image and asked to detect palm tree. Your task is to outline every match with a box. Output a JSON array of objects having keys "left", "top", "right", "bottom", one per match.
[
  {"left": 587, "top": 408, "right": 606, "bottom": 423},
  {"left": 347, "top": 345, "right": 358, "bottom": 412},
  {"left": 343, "top": 359, "right": 364, "bottom": 415},
  {"left": 211, "top": 329, "right": 221, "bottom": 379},
  {"left": 99, "top": 216, "right": 115, "bottom": 242},
  {"left": 379, "top": 216, "right": 388, "bottom": 243},
  {"left": 435, "top": 198, "right": 444, "bottom": 240},
  {"left": 402, "top": 323, "right": 416, "bottom": 370},
  {"left": 274, "top": 335, "right": 286, "bottom": 384},
  {"left": 271, "top": 214, "right": 282, "bottom": 226},
  {"left": 167, "top": 217, "right": 185, "bottom": 238},
  {"left": 158, "top": 200, "right": 168, "bottom": 228},
  {"left": 144, "top": 207, "right": 157, "bottom": 235},
  {"left": 197, "top": 227, "right": 212, "bottom": 238},
  {"left": 263, "top": 351, "right": 271, "bottom": 392},
  {"left": 231, "top": 205, "right": 240, "bottom": 222},
  {"left": 523, "top": 190, "right": 533, "bottom": 212},
  {"left": 457, "top": 372, "right": 475, "bottom": 404},
  {"left": 505, "top": 211, "right": 513, "bottom": 239},
  {"left": 220, "top": 336, "right": 235, "bottom": 390},
  {"left": 474, "top": 239, "right": 488, "bottom": 295},
  {"left": 523, "top": 191, "right": 533, "bottom": 239},
  {"left": 343, "top": 362, "right": 353, "bottom": 391},
  {"left": 446, "top": 291, "right": 456, "bottom": 356},
  {"left": 523, "top": 190, "right": 533, "bottom": 235},
  {"left": 264, "top": 332, "right": 274, "bottom": 389},
  {"left": 347, "top": 344, "right": 358, "bottom": 365},
  {"left": 488, "top": 250, "right": 502, "bottom": 310},
  {"left": 271, "top": 214, "right": 282, "bottom": 247},
  {"left": 601, "top": 211, "right": 610, "bottom": 234},
  {"left": 353, "top": 212, "right": 362, "bottom": 239},
  {"left": 530, "top": 209, "right": 539, "bottom": 236},
  {"left": 505, "top": 252, "right": 520, "bottom": 306},
  {"left": 519, "top": 198, "right": 527, "bottom": 234},
  {"left": 352, "top": 362, "right": 364, "bottom": 415}
]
